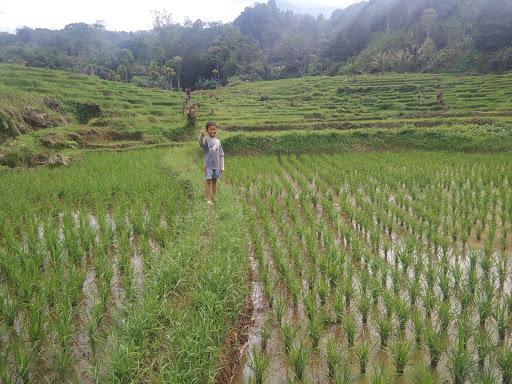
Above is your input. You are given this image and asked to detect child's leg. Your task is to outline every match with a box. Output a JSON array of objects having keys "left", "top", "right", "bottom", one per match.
[
  {"left": 205, "top": 180, "right": 212, "bottom": 201},
  {"left": 212, "top": 179, "right": 217, "bottom": 199}
]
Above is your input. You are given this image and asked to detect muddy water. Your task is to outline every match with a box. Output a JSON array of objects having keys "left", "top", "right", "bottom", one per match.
[
  {"left": 230, "top": 250, "right": 279, "bottom": 383},
  {"left": 72, "top": 269, "right": 97, "bottom": 384},
  {"left": 129, "top": 233, "right": 144, "bottom": 297}
]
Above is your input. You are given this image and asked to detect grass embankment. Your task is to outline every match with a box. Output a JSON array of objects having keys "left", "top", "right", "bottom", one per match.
[
  {"left": 223, "top": 123, "right": 512, "bottom": 154},
  {"left": 0, "top": 145, "right": 248, "bottom": 383}
]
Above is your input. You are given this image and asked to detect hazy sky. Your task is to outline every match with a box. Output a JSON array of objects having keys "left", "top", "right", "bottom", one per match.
[{"left": 0, "top": 0, "right": 348, "bottom": 33}]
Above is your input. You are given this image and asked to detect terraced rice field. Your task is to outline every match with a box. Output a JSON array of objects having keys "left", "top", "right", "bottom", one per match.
[
  {"left": 1, "top": 65, "right": 511, "bottom": 136},
  {"left": 227, "top": 152, "right": 512, "bottom": 383}
]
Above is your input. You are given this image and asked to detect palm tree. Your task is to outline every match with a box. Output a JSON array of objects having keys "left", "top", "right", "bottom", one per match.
[{"left": 370, "top": 51, "right": 389, "bottom": 73}]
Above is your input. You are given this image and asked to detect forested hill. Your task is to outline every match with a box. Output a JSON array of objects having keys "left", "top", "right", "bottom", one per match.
[{"left": 0, "top": 0, "right": 511, "bottom": 89}]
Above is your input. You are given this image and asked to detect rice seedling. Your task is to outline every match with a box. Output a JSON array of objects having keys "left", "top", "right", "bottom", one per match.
[
  {"left": 354, "top": 338, "right": 371, "bottom": 374},
  {"left": 27, "top": 294, "right": 45, "bottom": 346},
  {"left": 493, "top": 303, "right": 510, "bottom": 342},
  {"left": 303, "top": 291, "right": 317, "bottom": 323},
  {"left": 0, "top": 289, "right": 18, "bottom": 328},
  {"left": 476, "top": 366, "right": 499, "bottom": 384},
  {"left": 426, "top": 325, "right": 444, "bottom": 368},
  {"left": 342, "top": 278, "right": 354, "bottom": 307},
  {"left": 318, "top": 278, "right": 329, "bottom": 306},
  {"left": 411, "top": 309, "right": 424, "bottom": 344},
  {"left": 394, "top": 296, "right": 410, "bottom": 331},
  {"left": 448, "top": 339, "right": 474, "bottom": 384},
  {"left": 389, "top": 337, "right": 413, "bottom": 375},
  {"left": 370, "top": 364, "right": 389, "bottom": 384},
  {"left": 342, "top": 313, "right": 356, "bottom": 347},
  {"left": 324, "top": 337, "right": 339, "bottom": 381},
  {"left": 260, "top": 318, "right": 271, "bottom": 352},
  {"left": 382, "top": 291, "right": 395, "bottom": 319},
  {"left": 249, "top": 346, "right": 269, "bottom": 384},
  {"left": 358, "top": 294, "right": 371, "bottom": 325},
  {"left": 88, "top": 297, "right": 105, "bottom": 353},
  {"left": 274, "top": 295, "right": 286, "bottom": 326},
  {"left": 423, "top": 290, "right": 437, "bottom": 319},
  {"left": 438, "top": 301, "right": 452, "bottom": 332},
  {"left": 497, "top": 343, "right": 512, "bottom": 384},
  {"left": 412, "top": 367, "right": 437, "bottom": 384},
  {"left": 456, "top": 314, "right": 474, "bottom": 351},
  {"left": 332, "top": 288, "right": 344, "bottom": 324},
  {"left": 408, "top": 278, "right": 420, "bottom": 305},
  {"left": 288, "top": 341, "right": 310, "bottom": 382},
  {"left": 475, "top": 329, "right": 492, "bottom": 368},
  {"left": 11, "top": 338, "right": 31, "bottom": 383},
  {"left": 334, "top": 356, "right": 351, "bottom": 384},
  {"left": 377, "top": 314, "right": 392, "bottom": 348},
  {"left": 282, "top": 322, "right": 297, "bottom": 355},
  {"left": 307, "top": 314, "right": 323, "bottom": 351}
]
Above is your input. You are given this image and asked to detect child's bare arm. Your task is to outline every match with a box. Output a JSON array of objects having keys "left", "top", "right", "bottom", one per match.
[{"left": 220, "top": 143, "right": 225, "bottom": 171}]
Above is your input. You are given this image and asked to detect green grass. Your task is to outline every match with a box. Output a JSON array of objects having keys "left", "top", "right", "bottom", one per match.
[{"left": 222, "top": 123, "right": 512, "bottom": 154}]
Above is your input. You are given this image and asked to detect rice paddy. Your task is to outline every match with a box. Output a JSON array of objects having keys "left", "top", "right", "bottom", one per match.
[
  {"left": 1, "top": 63, "right": 512, "bottom": 383},
  {"left": 0, "top": 147, "right": 247, "bottom": 382},
  {"left": 227, "top": 152, "right": 512, "bottom": 383}
]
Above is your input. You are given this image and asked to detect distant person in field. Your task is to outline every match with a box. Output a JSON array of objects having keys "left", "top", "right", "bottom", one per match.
[{"left": 199, "top": 121, "right": 224, "bottom": 205}]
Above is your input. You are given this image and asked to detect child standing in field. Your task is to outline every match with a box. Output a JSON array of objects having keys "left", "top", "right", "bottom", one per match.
[{"left": 199, "top": 121, "right": 224, "bottom": 204}]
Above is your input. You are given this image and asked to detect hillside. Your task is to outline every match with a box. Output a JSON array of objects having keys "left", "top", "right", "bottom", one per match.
[
  {"left": 0, "top": 0, "right": 510, "bottom": 90},
  {"left": 1, "top": 64, "right": 512, "bottom": 167}
]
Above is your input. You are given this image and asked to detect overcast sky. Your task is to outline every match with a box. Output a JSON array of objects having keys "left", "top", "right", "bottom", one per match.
[{"left": 0, "top": 0, "right": 349, "bottom": 33}]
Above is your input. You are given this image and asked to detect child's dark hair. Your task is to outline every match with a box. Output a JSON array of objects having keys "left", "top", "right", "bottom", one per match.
[{"left": 206, "top": 121, "right": 217, "bottom": 129}]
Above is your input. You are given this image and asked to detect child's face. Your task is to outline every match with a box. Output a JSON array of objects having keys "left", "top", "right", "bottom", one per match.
[{"left": 207, "top": 125, "right": 217, "bottom": 137}]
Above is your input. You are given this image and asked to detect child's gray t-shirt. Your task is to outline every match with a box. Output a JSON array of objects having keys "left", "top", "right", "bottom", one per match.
[{"left": 199, "top": 136, "right": 224, "bottom": 169}]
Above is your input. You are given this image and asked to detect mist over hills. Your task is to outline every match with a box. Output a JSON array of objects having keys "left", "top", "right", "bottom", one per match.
[
  {"left": 0, "top": 0, "right": 510, "bottom": 89},
  {"left": 275, "top": 0, "right": 339, "bottom": 18}
]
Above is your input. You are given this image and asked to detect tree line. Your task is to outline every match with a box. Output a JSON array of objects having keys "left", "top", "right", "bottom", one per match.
[{"left": 0, "top": 0, "right": 510, "bottom": 89}]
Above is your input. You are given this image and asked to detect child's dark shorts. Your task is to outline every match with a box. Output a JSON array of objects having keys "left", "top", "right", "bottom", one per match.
[{"left": 205, "top": 167, "right": 221, "bottom": 180}]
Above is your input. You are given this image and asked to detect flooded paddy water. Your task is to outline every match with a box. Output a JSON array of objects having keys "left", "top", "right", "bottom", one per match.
[{"left": 227, "top": 153, "right": 512, "bottom": 383}]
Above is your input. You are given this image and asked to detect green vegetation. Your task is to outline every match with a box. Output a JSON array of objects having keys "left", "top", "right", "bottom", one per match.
[
  {"left": 0, "top": 146, "right": 247, "bottom": 382},
  {"left": 1, "top": 0, "right": 511, "bottom": 88}
]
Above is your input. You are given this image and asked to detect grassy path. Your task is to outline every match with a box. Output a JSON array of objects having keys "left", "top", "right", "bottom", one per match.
[{"left": 96, "top": 145, "right": 250, "bottom": 383}]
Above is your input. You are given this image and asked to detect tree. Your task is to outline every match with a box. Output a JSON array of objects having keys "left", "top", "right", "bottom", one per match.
[
  {"left": 163, "top": 60, "right": 176, "bottom": 88},
  {"left": 117, "top": 48, "right": 134, "bottom": 81},
  {"left": 327, "top": 23, "right": 370, "bottom": 62},
  {"left": 474, "top": 0, "right": 512, "bottom": 51},
  {"left": 420, "top": 37, "right": 436, "bottom": 59},
  {"left": 392, "top": 49, "right": 412, "bottom": 72},
  {"left": 421, "top": 8, "right": 438, "bottom": 39},
  {"left": 370, "top": 51, "right": 389, "bottom": 73},
  {"left": 170, "top": 56, "right": 183, "bottom": 89},
  {"left": 212, "top": 68, "right": 219, "bottom": 81}
]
